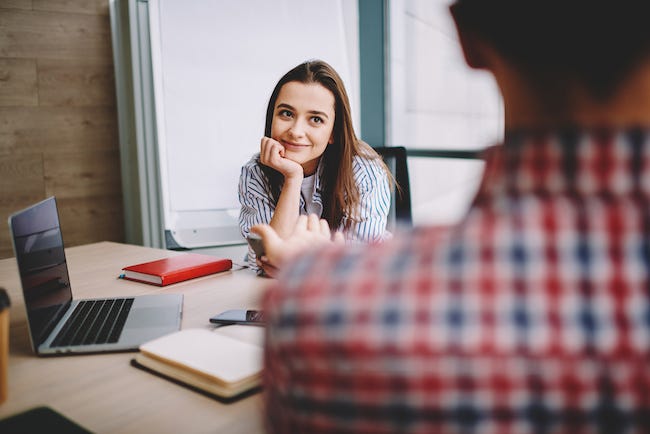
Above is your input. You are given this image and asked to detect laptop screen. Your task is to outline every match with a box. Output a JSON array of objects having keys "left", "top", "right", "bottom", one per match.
[{"left": 9, "top": 197, "right": 73, "bottom": 347}]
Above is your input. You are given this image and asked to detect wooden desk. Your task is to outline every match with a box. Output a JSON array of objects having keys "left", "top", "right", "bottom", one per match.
[{"left": 0, "top": 241, "right": 270, "bottom": 433}]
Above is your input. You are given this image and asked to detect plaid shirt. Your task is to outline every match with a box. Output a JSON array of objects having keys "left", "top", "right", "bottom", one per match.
[{"left": 263, "top": 128, "right": 650, "bottom": 434}]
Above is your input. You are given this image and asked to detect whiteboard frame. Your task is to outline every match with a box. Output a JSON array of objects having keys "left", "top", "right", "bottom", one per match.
[{"left": 147, "top": 0, "right": 360, "bottom": 248}]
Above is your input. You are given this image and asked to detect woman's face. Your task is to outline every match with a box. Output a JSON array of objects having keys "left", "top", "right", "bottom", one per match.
[{"left": 270, "top": 81, "right": 335, "bottom": 175}]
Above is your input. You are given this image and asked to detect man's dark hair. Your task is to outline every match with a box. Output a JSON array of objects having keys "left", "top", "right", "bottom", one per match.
[{"left": 452, "top": 1, "right": 650, "bottom": 100}]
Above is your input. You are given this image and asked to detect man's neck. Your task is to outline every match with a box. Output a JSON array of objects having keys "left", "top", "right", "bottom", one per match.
[{"left": 496, "top": 61, "right": 650, "bottom": 131}]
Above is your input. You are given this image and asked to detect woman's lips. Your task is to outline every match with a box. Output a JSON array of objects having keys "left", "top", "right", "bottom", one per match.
[{"left": 282, "top": 141, "right": 309, "bottom": 149}]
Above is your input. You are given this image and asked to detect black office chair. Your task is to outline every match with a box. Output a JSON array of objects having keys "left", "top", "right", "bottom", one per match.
[{"left": 374, "top": 146, "right": 412, "bottom": 229}]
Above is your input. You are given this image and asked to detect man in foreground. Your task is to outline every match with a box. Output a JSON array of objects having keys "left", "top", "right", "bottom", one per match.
[{"left": 253, "top": 1, "right": 650, "bottom": 432}]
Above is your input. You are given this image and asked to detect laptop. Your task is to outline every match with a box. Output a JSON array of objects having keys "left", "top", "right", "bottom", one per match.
[{"left": 8, "top": 197, "right": 183, "bottom": 356}]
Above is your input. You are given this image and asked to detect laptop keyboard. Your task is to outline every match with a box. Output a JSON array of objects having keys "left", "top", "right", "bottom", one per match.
[{"left": 51, "top": 298, "right": 134, "bottom": 347}]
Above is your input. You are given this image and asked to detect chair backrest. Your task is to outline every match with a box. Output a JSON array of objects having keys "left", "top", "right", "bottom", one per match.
[{"left": 373, "top": 146, "right": 412, "bottom": 229}]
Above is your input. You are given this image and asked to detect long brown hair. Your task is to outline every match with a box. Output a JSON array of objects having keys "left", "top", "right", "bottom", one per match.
[{"left": 260, "top": 59, "right": 390, "bottom": 230}]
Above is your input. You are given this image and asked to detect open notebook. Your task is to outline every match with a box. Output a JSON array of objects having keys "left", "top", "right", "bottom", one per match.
[{"left": 132, "top": 326, "right": 263, "bottom": 400}]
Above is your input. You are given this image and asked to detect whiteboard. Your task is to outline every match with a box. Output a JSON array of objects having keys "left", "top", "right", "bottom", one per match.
[{"left": 148, "top": 0, "right": 358, "bottom": 247}]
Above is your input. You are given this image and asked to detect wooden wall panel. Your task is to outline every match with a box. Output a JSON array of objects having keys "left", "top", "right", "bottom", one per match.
[
  {"left": 0, "top": 153, "right": 45, "bottom": 258},
  {"left": 0, "top": 58, "right": 38, "bottom": 106},
  {"left": 56, "top": 196, "right": 124, "bottom": 249},
  {"left": 0, "top": 1, "right": 124, "bottom": 259},
  {"left": 33, "top": 0, "right": 108, "bottom": 16},
  {"left": 38, "top": 58, "right": 116, "bottom": 107},
  {"left": 0, "top": 1, "right": 32, "bottom": 11},
  {"left": 0, "top": 153, "right": 44, "bottom": 205},
  {"left": 43, "top": 149, "right": 122, "bottom": 198},
  {"left": 0, "top": 10, "right": 113, "bottom": 60},
  {"left": 0, "top": 107, "right": 118, "bottom": 154}
]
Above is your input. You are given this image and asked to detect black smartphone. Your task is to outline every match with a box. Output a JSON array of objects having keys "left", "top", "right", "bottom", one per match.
[
  {"left": 246, "top": 233, "right": 265, "bottom": 257},
  {"left": 210, "top": 309, "right": 265, "bottom": 326}
]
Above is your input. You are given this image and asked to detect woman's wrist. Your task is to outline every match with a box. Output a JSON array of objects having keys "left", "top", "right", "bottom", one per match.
[{"left": 283, "top": 172, "right": 304, "bottom": 185}]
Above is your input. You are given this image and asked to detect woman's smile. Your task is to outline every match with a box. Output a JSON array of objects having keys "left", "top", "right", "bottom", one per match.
[{"left": 281, "top": 140, "right": 310, "bottom": 150}]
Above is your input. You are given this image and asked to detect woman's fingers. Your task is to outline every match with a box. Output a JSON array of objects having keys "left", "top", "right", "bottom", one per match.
[{"left": 260, "top": 137, "right": 283, "bottom": 166}]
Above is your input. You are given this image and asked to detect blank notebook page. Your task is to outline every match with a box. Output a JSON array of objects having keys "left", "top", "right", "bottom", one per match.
[{"left": 139, "top": 328, "right": 262, "bottom": 384}]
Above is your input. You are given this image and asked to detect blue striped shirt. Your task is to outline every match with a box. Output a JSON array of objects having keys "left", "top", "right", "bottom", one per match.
[{"left": 238, "top": 154, "right": 391, "bottom": 266}]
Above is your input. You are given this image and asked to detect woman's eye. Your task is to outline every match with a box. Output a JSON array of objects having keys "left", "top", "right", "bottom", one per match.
[
  {"left": 279, "top": 110, "right": 293, "bottom": 118},
  {"left": 311, "top": 116, "right": 323, "bottom": 124}
]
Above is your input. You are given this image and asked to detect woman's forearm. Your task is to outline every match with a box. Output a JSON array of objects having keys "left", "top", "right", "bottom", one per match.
[{"left": 269, "top": 175, "right": 303, "bottom": 239}]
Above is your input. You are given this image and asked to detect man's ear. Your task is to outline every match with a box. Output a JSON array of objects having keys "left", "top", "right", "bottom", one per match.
[{"left": 449, "top": 4, "right": 489, "bottom": 69}]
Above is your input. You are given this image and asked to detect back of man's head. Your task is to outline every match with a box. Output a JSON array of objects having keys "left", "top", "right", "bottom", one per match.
[{"left": 451, "top": 0, "right": 650, "bottom": 101}]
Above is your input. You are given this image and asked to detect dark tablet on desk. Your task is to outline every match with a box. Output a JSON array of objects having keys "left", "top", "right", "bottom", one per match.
[{"left": 0, "top": 406, "right": 92, "bottom": 434}]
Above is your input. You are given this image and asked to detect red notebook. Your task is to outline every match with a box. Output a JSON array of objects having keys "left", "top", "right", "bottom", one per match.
[{"left": 122, "top": 253, "right": 232, "bottom": 286}]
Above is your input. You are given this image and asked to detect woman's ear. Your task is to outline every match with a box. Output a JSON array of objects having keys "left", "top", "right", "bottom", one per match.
[
  {"left": 328, "top": 134, "right": 334, "bottom": 144},
  {"left": 450, "top": 4, "right": 490, "bottom": 69}
]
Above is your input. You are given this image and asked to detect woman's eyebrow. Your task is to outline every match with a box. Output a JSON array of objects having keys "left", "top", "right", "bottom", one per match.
[
  {"left": 276, "top": 103, "right": 330, "bottom": 119},
  {"left": 276, "top": 103, "right": 295, "bottom": 111},
  {"left": 308, "top": 110, "right": 329, "bottom": 119}
]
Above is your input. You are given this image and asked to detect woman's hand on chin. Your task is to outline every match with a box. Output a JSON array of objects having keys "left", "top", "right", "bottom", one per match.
[{"left": 260, "top": 136, "right": 303, "bottom": 179}]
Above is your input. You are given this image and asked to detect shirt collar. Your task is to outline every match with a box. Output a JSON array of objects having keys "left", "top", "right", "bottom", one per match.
[
  {"left": 313, "top": 157, "right": 325, "bottom": 195},
  {"left": 476, "top": 127, "right": 650, "bottom": 200}
]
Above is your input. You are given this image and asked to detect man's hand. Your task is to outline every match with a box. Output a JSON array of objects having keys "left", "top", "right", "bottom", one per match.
[{"left": 251, "top": 214, "right": 344, "bottom": 278}]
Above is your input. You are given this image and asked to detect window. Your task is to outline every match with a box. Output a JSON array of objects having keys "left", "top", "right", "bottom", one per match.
[{"left": 387, "top": 0, "right": 503, "bottom": 225}]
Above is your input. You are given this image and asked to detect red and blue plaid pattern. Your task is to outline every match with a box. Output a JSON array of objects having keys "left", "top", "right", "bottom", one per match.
[{"left": 263, "top": 128, "right": 650, "bottom": 434}]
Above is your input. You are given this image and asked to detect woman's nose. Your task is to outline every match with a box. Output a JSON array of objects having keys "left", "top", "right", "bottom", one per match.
[{"left": 288, "top": 120, "right": 306, "bottom": 138}]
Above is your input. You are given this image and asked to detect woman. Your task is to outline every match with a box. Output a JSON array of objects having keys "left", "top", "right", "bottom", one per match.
[{"left": 238, "top": 59, "right": 393, "bottom": 276}]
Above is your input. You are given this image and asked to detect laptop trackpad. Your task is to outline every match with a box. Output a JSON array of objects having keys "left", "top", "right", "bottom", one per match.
[{"left": 128, "top": 307, "right": 179, "bottom": 328}]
